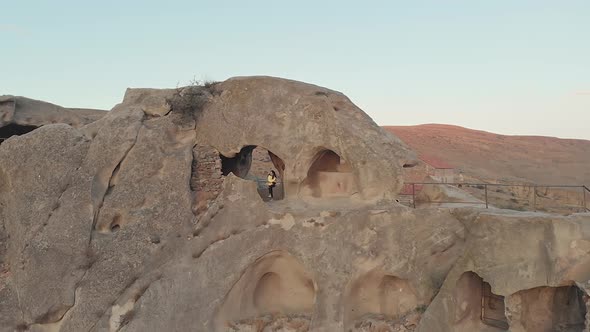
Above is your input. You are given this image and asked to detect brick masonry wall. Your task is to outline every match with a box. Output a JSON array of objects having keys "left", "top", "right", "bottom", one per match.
[{"left": 191, "top": 145, "right": 224, "bottom": 214}]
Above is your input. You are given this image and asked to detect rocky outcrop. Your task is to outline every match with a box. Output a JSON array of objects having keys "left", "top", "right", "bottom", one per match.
[
  {"left": 0, "top": 77, "right": 589, "bottom": 332},
  {"left": 0, "top": 95, "right": 106, "bottom": 129},
  {"left": 0, "top": 95, "right": 107, "bottom": 145},
  {"left": 195, "top": 77, "right": 416, "bottom": 201}
]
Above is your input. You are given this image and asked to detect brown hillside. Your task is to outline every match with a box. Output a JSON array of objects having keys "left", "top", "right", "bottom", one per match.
[{"left": 385, "top": 124, "right": 590, "bottom": 186}]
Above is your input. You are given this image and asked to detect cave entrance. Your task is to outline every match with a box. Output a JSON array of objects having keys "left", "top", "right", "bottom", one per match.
[
  {"left": 480, "top": 278, "right": 508, "bottom": 330},
  {"left": 220, "top": 145, "right": 285, "bottom": 201},
  {"left": 343, "top": 269, "right": 421, "bottom": 330},
  {"left": 455, "top": 271, "right": 508, "bottom": 330},
  {"left": 220, "top": 146, "right": 255, "bottom": 178},
  {"left": 0, "top": 124, "right": 39, "bottom": 144},
  {"left": 214, "top": 250, "right": 316, "bottom": 330},
  {"left": 302, "top": 149, "right": 356, "bottom": 198},
  {"left": 509, "top": 285, "right": 587, "bottom": 331}
]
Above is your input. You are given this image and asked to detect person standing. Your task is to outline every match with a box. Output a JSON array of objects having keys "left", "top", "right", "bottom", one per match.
[{"left": 267, "top": 170, "right": 277, "bottom": 199}]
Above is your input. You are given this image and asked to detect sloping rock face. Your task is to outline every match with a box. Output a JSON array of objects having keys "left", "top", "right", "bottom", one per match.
[{"left": 0, "top": 77, "right": 589, "bottom": 332}]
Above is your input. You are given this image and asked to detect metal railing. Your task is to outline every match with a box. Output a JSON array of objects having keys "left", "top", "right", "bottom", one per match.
[
  {"left": 584, "top": 186, "right": 590, "bottom": 212},
  {"left": 400, "top": 182, "right": 590, "bottom": 213}
]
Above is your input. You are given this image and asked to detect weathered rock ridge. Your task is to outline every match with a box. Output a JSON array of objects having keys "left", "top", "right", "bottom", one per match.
[
  {"left": 0, "top": 76, "right": 589, "bottom": 332},
  {"left": 0, "top": 95, "right": 106, "bottom": 133}
]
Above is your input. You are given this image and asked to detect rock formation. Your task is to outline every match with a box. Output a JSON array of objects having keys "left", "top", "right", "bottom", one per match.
[
  {"left": 0, "top": 76, "right": 588, "bottom": 332},
  {"left": 0, "top": 96, "right": 106, "bottom": 143}
]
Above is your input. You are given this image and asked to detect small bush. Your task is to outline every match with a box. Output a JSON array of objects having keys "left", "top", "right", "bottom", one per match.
[
  {"left": 168, "top": 78, "right": 219, "bottom": 120},
  {"left": 203, "top": 79, "right": 219, "bottom": 91}
]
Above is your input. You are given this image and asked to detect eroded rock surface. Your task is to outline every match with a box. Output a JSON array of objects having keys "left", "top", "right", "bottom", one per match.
[
  {"left": 0, "top": 77, "right": 589, "bottom": 332},
  {"left": 0, "top": 95, "right": 106, "bottom": 134}
]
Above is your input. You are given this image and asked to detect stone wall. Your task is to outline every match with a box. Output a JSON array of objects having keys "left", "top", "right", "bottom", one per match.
[{"left": 191, "top": 144, "right": 224, "bottom": 214}]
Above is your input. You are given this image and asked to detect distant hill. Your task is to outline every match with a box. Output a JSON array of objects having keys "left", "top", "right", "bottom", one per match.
[{"left": 384, "top": 124, "right": 590, "bottom": 187}]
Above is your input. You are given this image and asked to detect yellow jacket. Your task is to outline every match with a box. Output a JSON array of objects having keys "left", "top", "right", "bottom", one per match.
[{"left": 267, "top": 175, "right": 277, "bottom": 186}]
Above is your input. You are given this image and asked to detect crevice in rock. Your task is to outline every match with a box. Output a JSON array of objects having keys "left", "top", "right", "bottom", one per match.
[
  {"left": 189, "top": 145, "right": 198, "bottom": 192},
  {"left": 87, "top": 272, "right": 163, "bottom": 332},
  {"left": 13, "top": 176, "right": 80, "bottom": 326},
  {"left": 112, "top": 276, "right": 161, "bottom": 331},
  {"left": 403, "top": 162, "right": 418, "bottom": 168},
  {"left": 192, "top": 235, "right": 230, "bottom": 259},
  {"left": 105, "top": 162, "right": 121, "bottom": 196},
  {"left": 192, "top": 220, "right": 267, "bottom": 260},
  {"left": 91, "top": 120, "right": 143, "bottom": 237},
  {"left": 71, "top": 118, "right": 144, "bottom": 329},
  {"left": 42, "top": 182, "right": 69, "bottom": 227},
  {"left": 14, "top": 281, "right": 25, "bottom": 328},
  {"left": 31, "top": 263, "right": 91, "bottom": 328},
  {"left": 34, "top": 303, "right": 71, "bottom": 325},
  {"left": 19, "top": 183, "right": 69, "bottom": 262}
]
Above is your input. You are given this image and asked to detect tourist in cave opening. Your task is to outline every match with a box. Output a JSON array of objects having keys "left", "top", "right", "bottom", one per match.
[{"left": 267, "top": 170, "right": 277, "bottom": 199}]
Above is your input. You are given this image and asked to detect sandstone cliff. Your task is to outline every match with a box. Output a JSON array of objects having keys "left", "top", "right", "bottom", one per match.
[{"left": 0, "top": 77, "right": 588, "bottom": 332}]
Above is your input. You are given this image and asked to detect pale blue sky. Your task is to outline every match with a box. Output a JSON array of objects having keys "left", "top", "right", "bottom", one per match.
[{"left": 1, "top": 0, "right": 589, "bottom": 139}]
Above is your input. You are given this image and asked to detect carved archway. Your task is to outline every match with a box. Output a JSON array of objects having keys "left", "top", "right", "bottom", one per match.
[
  {"left": 214, "top": 250, "right": 316, "bottom": 331},
  {"left": 301, "top": 149, "right": 356, "bottom": 198}
]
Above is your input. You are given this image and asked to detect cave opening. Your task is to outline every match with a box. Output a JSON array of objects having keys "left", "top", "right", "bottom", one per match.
[
  {"left": 302, "top": 149, "right": 356, "bottom": 198},
  {"left": 220, "top": 145, "right": 255, "bottom": 178},
  {"left": 214, "top": 250, "right": 316, "bottom": 330},
  {"left": 510, "top": 284, "right": 587, "bottom": 331},
  {"left": 220, "top": 145, "right": 285, "bottom": 201},
  {"left": 0, "top": 124, "right": 39, "bottom": 144},
  {"left": 343, "top": 269, "right": 422, "bottom": 331},
  {"left": 455, "top": 271, "right": 508, "bottom": 330}
]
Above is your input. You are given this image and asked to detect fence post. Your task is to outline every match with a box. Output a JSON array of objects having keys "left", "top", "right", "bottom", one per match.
[
  {"left": 485, "top": 184, "right": 488, "bottom": 209},
  {"left": 412, "top": 183, "right": 416, "bottom": 208},
  {"left": 584, "top": 186, "right": 587, "bottom": 211},
  {"left": 533, "top": 186, "right": 537, "bottom": 211}
]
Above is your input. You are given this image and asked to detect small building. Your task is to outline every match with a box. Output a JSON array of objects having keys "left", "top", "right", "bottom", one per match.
[{"left": 420, "top": 154, "right": 455, "bottom": 183}]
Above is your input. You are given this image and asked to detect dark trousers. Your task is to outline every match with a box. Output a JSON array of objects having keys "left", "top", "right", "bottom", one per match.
[{"left": 268, "top": 184, "right": 275, "bottom": 198}]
